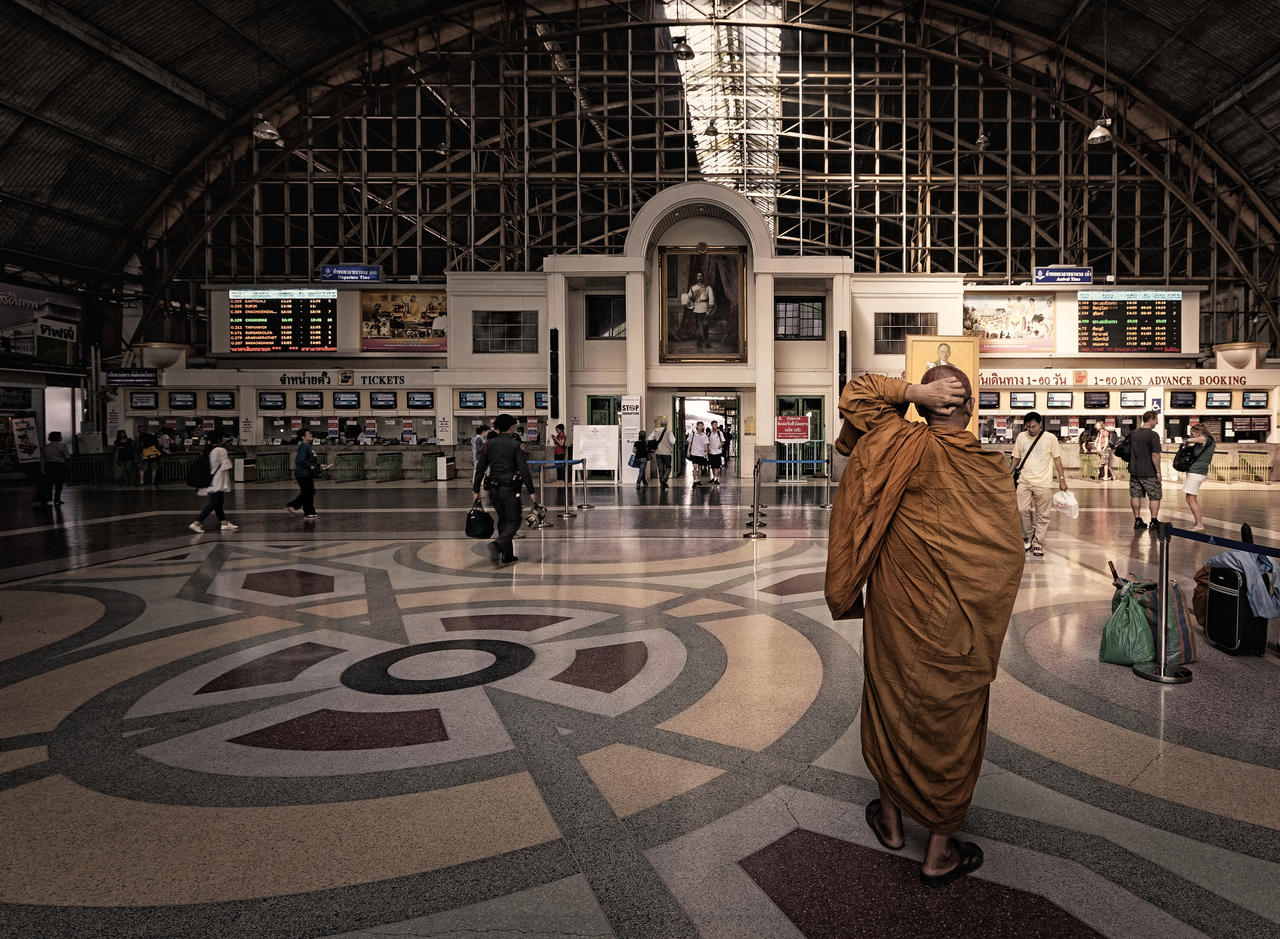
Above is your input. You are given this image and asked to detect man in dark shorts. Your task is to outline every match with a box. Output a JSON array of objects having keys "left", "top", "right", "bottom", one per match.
[{"left": 1128, "top": 410, "right": 1163, "bottom": 531}]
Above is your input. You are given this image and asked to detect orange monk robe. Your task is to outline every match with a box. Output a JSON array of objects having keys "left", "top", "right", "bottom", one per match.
[{"left": 825, "top": 374, "right": 1024, "bottom": 834}]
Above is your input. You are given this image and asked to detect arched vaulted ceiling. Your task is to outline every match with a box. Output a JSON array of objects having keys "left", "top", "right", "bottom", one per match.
[{"left": 2, "top": 0, "right": 1280, "bottom": 339}]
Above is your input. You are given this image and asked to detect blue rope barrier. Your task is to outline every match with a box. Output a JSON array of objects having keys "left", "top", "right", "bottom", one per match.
[
  {"left": 528, "top": 459, "right": 585, "bottom": 466},
  {"left": 1162, "top": 525, "right": 1280, "bottom": 559},
  {"left": 758, "top": 459, "right": 830, "bottom": 466}
]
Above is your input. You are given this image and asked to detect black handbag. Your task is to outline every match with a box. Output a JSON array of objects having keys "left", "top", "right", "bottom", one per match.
[
  {"left": 465, "top": 505, "right": 495, "bottom": 539},
  {"left": 1114, "top": 435, "right": 1132, "bottom": 463},
  {"left": 1172, "top": 443, "right": 1195, "bottom": 473}
]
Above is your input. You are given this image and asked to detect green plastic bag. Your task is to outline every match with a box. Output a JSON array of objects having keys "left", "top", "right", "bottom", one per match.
[{"left": 1100, "top": 582, "right": 1157, "bottom": 665}]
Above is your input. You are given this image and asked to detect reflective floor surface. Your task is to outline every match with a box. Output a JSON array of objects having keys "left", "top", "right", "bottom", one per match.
[{"left": 0, "top": 475, "right": 1276, "bottom": 938}]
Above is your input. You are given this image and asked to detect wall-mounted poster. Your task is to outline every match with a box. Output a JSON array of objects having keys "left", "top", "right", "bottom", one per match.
[
  {"left": 659, "top": 245, "right": 747, "bottom": 363},
  {"left": 360, "top": 290, "right": 447, "bottom": 352},
  {"left": 962, "top": 293, "right": 1055, "bottom": 353}
]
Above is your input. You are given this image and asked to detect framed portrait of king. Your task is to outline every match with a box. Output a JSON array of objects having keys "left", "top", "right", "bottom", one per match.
[{"left": 659, "top": 245, "right": 747, "bottom": 363}]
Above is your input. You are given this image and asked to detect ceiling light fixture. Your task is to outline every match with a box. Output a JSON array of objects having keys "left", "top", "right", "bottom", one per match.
[
  {"left": 672, "top": 35, "right": 695, "bottom": 61},
  {"left": 707, "top": 119, "right": 719, "bottom": 136},
  {"left": 976, "top": 131, "right": 990, "bottom": 151},
  {"left": 1088, "top": 0, "right": 1114, "bottom": 146},
  {"left": 253, "top": 114, "right": 282, "bottom": 143},
  {"left": 1087, "top": 117, "right": 1113, "bottom": 145}
]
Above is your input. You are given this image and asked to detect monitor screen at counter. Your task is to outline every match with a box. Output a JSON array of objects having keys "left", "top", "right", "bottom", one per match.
[
  {"left": 1205, "top": 391, "right": 1231, "bottom": 408},
  {"left": 296, "top": 392, "right": 323, "bottom": 410},
  {"left": 333, "top": 392, "right": 360, "bottom": 409},
  {"left": 1120, "top": 392, "right": 1147, "bottom": 408},
  {"left": 1242, "top": 390, "right": 1268, "bottom": 408},
  {"left": 978, "top": 391, "right": 999, "bottom": 409},
  {"left": 1083, "top": 391, "right": 1111, "bottom": 408},
  {"left": 497, "top": 391, "right": 524, "bottom": 410},
  {"left": 407, "top": 391, "right": 434, "bottom": 409},
  {"left": 1009, "top": 392, "right": 1035, "bottom": 410},
  {"left": 458, "top": 391, "right": 486, "bottom": 409},
  {"left": 168, "top": 392, "right": 196, "bottom": 410},
  {"left": 207, "top": 392, "right": 235, "bottom": 410},
  {"left": 130, "top": 391, "right": 158, "bottom": 410},
  {"left": 258, "top": 392, "right": 286, "bottom": 410},
  {"left": 534, "top": 390, "right": 548, "bottom": 409},
  {"left": 370, "top": 392, "right": 398, "bottom": 409},
  {"left": 1046, "top": 392, "right": 1072, "bottom": 409},
  {"left": 1168, "top": 391, "right": 1197, "bottom": 409}
]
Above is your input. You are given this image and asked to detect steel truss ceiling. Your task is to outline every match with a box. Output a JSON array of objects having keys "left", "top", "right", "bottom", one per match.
[{"left": 129, "top": 0, "right": 1280, "bottom": 348}]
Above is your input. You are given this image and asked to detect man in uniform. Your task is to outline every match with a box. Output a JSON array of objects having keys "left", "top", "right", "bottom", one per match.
[
  {"left": 825, "top": 367, "right": 1024, "bottom": 887},
  {"left": 473, "top": 414, "right": 538, "bottom": 565},
  {"left": 685, "top": 271, "right": 715, "bottom": 349}
]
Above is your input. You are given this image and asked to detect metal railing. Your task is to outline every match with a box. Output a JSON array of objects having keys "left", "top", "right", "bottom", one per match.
[
  {"left": 255, "top": 452, "right": 291, "bottom": 483},
  {"left": 376, "top": 452, "right": 404, "bottom": 482},
  {"left": 331, "top": 452, "right": 365, "bottom": 482}
]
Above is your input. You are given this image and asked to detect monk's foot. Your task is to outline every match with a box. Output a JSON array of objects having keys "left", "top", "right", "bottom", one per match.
[
  {"left": 919, "top": 839, "right": 983, "bottom": 888},
  {"left": 865, "top": 799, "right": 904, "bottom": 851}
]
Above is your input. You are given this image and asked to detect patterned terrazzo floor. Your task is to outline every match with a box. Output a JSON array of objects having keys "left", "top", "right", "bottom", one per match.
[{"left": 0, "top": 477, "right": 1276, "bottom": 938}]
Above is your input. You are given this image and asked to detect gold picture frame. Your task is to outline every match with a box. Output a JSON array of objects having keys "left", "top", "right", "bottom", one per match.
[
  {"left": 904, "top": 334, "right": 980, "bottom": 437},
  {"left": 659, "top": 245, "right": 747, "bottom": 363}
]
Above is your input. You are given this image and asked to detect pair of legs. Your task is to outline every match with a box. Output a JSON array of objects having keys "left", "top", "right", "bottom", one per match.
[
  {"left": 1183, "top": 472, "right": 1207, "bottom": 529},
  {"left": 194, "top": 491, "right": 231, "bottom": 529},
  {"left": 1129, "top": 475, "right": 1162, "bottom": 527},
  {"left": 287, "top": 476, "right": 316, "bottom": 515},
  {"left": 141, "top": 459, "right": 159, "bottom": 485},
  {"left": 635, "top": 460, "right": 648, "bottom": 486},
  {"left": 654, "top": 453, "right": 671, "bottom": 488},
  {"left": 119, "top": 460, "right": 136, "bottom": 485},
  {"left": 45, "top": 464, "right": 67, "bottom": 503},
  {"left": 867, "top": 788, "right": 979, "bottom": 880},
  {"left": 1015, "top": 483, "right": 1052, "bottom": 555},
  {"left": 489, "top": 486, "right": 522, "bottom": 562}
]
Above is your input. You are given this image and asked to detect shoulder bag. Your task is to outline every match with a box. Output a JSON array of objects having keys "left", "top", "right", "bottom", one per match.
[
  {"left": 1172, "top": 443, "right": 1195, "bottom": 473},
  {"left": 1113, "top": 434, "right": 1132, "bottom": 463}
]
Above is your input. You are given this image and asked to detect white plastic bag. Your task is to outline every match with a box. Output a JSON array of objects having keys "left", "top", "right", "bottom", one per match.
[{"left": 1052, "top": 489, "right": 1080, "bottom": 519}]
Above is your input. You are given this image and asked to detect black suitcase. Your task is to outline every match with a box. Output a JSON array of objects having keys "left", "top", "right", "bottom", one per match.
[{"left": 1205, "top": 567, "right": 1268, "bottom": 655}]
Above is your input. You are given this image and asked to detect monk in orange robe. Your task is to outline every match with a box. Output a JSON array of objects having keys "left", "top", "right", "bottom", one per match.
[{"left": 825, "top": 368, "right": 1024, "bottom": 887}]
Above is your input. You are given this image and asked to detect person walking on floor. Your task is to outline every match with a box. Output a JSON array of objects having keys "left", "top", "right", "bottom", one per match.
[
  {"left": 648, "top": 417, "right": 675, "bottom": 489},
  {"left": 472, "top": 414, "right": 538, "bottom": 565},
  {"left": 1010, "top": 411, "right": 1069, "bottom": 557},
  {"left": 39, "top": 431, "right": 71, "bottom": 505},
  {"left": 632, "top": 431, "right": 650, "bottom": 487},
  {"left": 1182, "top": 422, "right": 1215, "bottom": 531},
  {"left": 286, "top": 429, "right": 329, "bottom": 520},
  {"left": 825, "top": 367, "right": 1024, "bottom": 887},
  {"left": 113, "top": 429, "right": 137, "bottom": 486},
  {"left": 687, "top": 421, "right": 709, "bottom": 487},
  {"left": 1128, "top": 410, "right": 1163, "bottom": 532},
  {"left": 706, "top": 420, "right": 725, "bottom": 485},
  {"left": 189, "top": 429, "right": 237, "bottom": 533},
  {"left": 1096, "top": 421, "right": 1118, "bottom": 480}
]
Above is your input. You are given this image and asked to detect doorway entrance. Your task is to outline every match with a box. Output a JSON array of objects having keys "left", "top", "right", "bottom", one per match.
[
  {"left": 670, "top": 393, "right": 740, "bottom": 480},
  {"left": 775, "top": 395, "right": 825, "bottom": 480},
  {"left": 584, "top": 395, "right": 621, "bottom": 479}
]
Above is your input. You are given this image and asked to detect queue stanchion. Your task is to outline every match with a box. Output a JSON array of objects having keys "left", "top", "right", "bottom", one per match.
[
  {"left": 524, "top": 461, "right": 553, "bottom": 529},
  {"left": 819, "top": 444, "right": 834, "bottom": 509},
  {"left": 744, "top": 459, "right": 766, "bottom": 539},
  {"left": 560, "top": 458, "right": 578, "bottom": 519},
  {"left": 573, "top": 459, "right": 594, "bottom": 511},
  {"left": 1132, "top": 521, "right": 1192, "bottom": 684}
]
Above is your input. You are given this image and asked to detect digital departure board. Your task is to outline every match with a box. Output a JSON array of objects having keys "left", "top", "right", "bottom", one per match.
[
  {"left": 1076, "top": 290, "right": 1182, "bottom": 353},
  {"left": 228, "top": 288, "right": 338, "bottom": 353}
]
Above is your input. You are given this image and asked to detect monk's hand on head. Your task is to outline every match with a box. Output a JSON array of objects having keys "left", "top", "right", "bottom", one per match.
[{"left": 908, "top": 376, "right": 967, "bottom": 415}]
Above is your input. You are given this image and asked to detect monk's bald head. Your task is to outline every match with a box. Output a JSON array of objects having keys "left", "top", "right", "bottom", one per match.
[{"left": 918, "top": 365, "right": 973, "bottom": 426}]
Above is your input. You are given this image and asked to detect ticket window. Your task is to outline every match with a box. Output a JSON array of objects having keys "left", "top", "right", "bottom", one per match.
[
  {"left": 459, "top": 415, "right": 491, "bottom": 446},
  {"left": 341, "top": 420, "right": 362, "bottom": 441},
  {"left": 261, "top": 417, "right": 289, "bottom": 445},
  {"left": 378, "top": 416, "right": 401, "bottom": 440},
  {"left": 521, "top": 415, "right": 542, "bottom": 444},
  {"left": 414, "top": 417, "right": 437, "bottom": 443}
]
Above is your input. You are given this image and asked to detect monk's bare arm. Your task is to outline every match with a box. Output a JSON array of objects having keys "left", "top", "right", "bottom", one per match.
[{"left": 838, "top": 374, "right": 911, "bottom": 436}]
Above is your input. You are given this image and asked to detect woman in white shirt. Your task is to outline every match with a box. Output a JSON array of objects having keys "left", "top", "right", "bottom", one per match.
[
  {"left": 706, "top": 420, "right": 725, "bottom": 484},
  {"left": 189, "top": 429, "right": 237, "bottom": 533}
]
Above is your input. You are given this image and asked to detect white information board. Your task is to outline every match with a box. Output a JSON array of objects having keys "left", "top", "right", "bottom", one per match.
[
  {"left": 620, "top": 396, "right": 642, "bottom": 463},
  {"left": 573, "top": 424, "right": 619, "bottom": 475}
]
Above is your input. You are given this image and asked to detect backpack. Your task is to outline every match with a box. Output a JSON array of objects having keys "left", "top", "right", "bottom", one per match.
[
  {"left": 1113, "top": 434, "right": 1132, "bottom": 463},
  {"left": 186, "top": 450, "right": 214, "bottom": 488}
]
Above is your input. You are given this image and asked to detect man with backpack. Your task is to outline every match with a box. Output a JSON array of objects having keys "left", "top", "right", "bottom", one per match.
[
  {"left": 187, "top": 430, "right": 237, "bottom": 533},
  {"left": 472, "top": 414, "right": 537, "bottom": 565}
]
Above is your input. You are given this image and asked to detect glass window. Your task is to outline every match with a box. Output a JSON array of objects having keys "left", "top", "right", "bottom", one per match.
[
  {"left": 585, "top": 295, "right": 626, "bottom": 339},
  {"left": 874, "top": 312, "right": 937, "bottom": 354},
  {"left": 775, "top": 297, "right": 825, "bottom": 339},
  {"left": 473, "top": 310, "right": 538, "bottom": 354}
]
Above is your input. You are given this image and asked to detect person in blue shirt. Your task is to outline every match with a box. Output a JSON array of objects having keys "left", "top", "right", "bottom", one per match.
[{"left": 285, "top": 429, "right": 325, "bottom": 520}]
